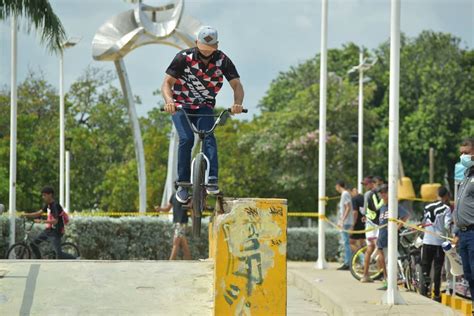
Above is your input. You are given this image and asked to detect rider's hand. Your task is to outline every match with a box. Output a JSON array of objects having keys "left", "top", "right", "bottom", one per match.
[
  {"left": 164, "top": 102, "right": 176, "bottom": 114},
  {"left": 230, "top": 104, "right": 243, "bottom": 114},
  {"left": 453, "top": 235, "right": 459, "bottom": 246}
]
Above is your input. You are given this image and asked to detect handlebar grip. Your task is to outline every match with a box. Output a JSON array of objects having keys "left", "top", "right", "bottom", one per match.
[{"left": 227, "top": 108, "right": 248, "bottom": 113}]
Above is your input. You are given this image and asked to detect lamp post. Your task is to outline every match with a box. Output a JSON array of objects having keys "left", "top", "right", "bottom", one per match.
[
  {"left": 315, "top": 0, "right": 328, "bottom": 270},
  {"left": 348, "top": 50, "right": 377, "bottom": 193},
  {"left": 9, "top": 15, "right": 18, "bottom": 247},
  {"left": 59, "top": 37, "right": 81, "bottom": 207}
]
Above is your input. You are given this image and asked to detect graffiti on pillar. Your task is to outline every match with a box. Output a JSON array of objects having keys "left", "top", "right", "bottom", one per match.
[{"left": 219, "top": 200, "right": 285, "bottom": 315}]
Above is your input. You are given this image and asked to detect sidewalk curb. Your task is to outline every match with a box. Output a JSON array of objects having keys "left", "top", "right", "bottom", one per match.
[{"left": 288, "top": 267, "right": 458, "bottom": 316}]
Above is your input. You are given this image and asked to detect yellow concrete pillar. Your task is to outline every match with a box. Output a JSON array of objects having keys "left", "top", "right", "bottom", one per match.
[
  {"left": 461, "top": 300, "right": 472, "bottom": 315},
  {"left": 213, "top": 198, "right": 287, "bottom": 316}
]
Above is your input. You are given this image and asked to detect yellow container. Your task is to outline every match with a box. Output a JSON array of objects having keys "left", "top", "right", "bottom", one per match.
[
  {"left": 398, "top": 177, "right": 416, "bottom": 200},
  {"left": 213, "top": 198, "right": 287, "bottom": 316},
  {"left": 420, "top": 183, "right": 441, "bottom": 201}
]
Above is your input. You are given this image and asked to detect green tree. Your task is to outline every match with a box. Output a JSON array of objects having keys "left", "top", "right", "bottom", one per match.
[{"left": 0, "top": 0, "right": 66, "bottom": 51}]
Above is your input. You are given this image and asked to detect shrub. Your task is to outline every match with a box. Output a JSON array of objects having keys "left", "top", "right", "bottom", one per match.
[{"left": 0, "top": 216, "right": 341, "bottom": 261}]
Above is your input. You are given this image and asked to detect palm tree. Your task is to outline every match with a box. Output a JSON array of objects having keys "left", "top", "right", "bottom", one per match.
[{"left": 0, "top": 0, "right": 66, "bottom": 52}]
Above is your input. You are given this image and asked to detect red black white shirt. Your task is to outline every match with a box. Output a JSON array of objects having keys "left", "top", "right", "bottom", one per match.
[{"left": 165, "top": 47, "right": 240, "bottom": 109}]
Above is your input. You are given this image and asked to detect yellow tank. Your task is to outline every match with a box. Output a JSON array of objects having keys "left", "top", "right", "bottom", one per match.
[
  {"left": 420, "top": 183, "right": 441, "bottom": 202},
  {"left": 398, "top": 177, "right": 416, "bottom": 200}
]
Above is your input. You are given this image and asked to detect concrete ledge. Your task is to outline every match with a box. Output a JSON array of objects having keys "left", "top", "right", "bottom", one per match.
[{"left": 288, "top": 262, "right": 458, "bottom": 316}]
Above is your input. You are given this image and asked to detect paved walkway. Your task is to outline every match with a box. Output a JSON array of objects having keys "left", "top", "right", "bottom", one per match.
[
  {"left": 288, "top": 262, "right": 458, "bottom": 316},
  {"left": 0, "top": 260, "right": 325, "bottom": 315}
]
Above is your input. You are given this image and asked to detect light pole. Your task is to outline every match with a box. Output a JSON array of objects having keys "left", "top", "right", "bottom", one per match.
[
  {"left": 59, "top": 37, "right": 81, "bottom": 207},
  {"left": 348, "top": 50, "right": 377, "bottom": 193},
  {"left": 65, "top": 150, "right": 71, "bottom": 212},
  {"left": 9, "top": 15, "right": 18, "bottom": 247},
  {"left": 383, "top": 0, "right": 405, "bottom": 305},
  {"left": 315, "top": 0, "right": 328, "bottom": 270}
]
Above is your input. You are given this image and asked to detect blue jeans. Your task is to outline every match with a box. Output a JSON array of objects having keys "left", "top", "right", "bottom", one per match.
[
  {"left": 31, "top": 230, "right": 76, "bottom": 259},
  {"left": 459, "top": 230, "right": 474, "bottom": 303},
  {"left": 341, "top": 224, "right": 352, "bottom": 266},
  {"left": 172, "top": 107, "right": 218, "bottom": 182}
]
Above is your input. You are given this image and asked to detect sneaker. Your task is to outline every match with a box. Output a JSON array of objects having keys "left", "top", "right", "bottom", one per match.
[
  {"left": 360, "top": 276, "right": 374, "bottom": 283},
  {"left": 176, "top": 186, "right": 190, "bottom": 203},
  {"left": 337, "top": 264, "right": 349, "bottom": 271},
  {"left": 206, "top": 178, "right": 220, "bottom": 195},
  {"left": 377, "top": 280, "right": 388, "bottom": 291},
  {"left": 433, "top": 295, "right": 441, "bottom": 303}
]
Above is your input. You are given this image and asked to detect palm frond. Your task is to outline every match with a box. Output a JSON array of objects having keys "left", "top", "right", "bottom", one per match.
[{"left": 0, "top": 0, "right": 67, "bottom": 53}]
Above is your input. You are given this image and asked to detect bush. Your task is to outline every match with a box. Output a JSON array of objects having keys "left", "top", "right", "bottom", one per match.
[{"left": 0, "top": 216, "right": 342, "bottom": 261}]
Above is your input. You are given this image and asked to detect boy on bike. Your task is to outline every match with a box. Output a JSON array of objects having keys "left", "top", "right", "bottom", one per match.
[
  {"left": 23, "top": 186, "right": 76, "bottom": 259},
  {"left": 161, "top": 26, "right": 245, "bottom": 203},
  {"left": 156, "top": 194, "right": 192, "bottom": 260}
]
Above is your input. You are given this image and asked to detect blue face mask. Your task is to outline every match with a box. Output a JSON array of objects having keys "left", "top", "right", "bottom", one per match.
[{"left": 460, "top": 154, "right": 474, "bottom": 168}]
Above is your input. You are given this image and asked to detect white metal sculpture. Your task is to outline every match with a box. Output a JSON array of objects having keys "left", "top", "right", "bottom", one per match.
[{"left": 92, "top": 0, "right": 201, "bottom": 212}]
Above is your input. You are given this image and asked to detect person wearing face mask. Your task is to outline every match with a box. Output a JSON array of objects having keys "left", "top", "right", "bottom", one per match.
[
  {"left": 453, "top": 137, "right": 474, "bottom": 303},
  {"left": 161, "top": 26, "right": 245, "bottom": 203}
]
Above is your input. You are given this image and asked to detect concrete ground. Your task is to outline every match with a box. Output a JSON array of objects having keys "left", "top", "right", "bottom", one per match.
[
  {"left": 0, "top": 260, "right": 325, "bottom": 316},
  {"left": 288, "top": 262, "right": 459, "bottom": 316}
]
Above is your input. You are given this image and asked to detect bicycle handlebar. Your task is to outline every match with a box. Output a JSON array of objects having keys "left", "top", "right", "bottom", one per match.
[{"left": 160, "top": 107, "right": 248, "bottom": 114}]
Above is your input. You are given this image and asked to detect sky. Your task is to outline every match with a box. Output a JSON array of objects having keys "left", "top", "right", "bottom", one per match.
[{"left": 0, "top": 0, "right": 473, "bottom": 117}]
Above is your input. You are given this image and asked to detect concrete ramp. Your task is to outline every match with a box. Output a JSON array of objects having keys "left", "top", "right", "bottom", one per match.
[{"left": 0, "top": 260, "right": 214, "bottom": 315}]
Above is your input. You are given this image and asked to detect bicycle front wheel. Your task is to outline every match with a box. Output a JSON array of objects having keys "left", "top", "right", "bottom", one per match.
[
  {"left": 192, "top": 154, "right": 206, "bottom": 238},
  {"left": 7, "top": 243, "right": 32, "bottom": 259},
  {"left": 350, "top": 245, "right": 383, "bottom": 281}
]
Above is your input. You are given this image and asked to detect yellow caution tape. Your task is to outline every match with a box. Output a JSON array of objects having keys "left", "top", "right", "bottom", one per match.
[{"left": 388, "top": 217, "right": 455, "bottom": 242}]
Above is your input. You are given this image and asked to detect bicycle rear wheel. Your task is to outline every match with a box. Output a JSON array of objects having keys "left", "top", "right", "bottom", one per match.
[
  {"left": 7, "top": 243, "right": 31, "bottom": 259},
  {"left": 62, "top": 242, "right": 80, "bottom": 258},
  {"left": 192, "top": 154, "right": 206, "bottom": 238},
  {"left": 350, "top": 245, "right": 383, "bottom": 281}
]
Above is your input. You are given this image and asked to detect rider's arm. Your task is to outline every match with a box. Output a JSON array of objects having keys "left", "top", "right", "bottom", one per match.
[
  {"left": 23, "top": 210, "right": 43, "bottom": 218},
  {"left": 155, "top": 203, "right": 172, "bottom": 213},
  {"left": 229, "top": 78, "right": 244, "bottom": 112},
  {"left": 161, "top": 75, "right": 178, "bottom": 113}
]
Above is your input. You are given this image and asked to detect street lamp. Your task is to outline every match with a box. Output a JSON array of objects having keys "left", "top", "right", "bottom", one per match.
[
  {"left": 348, "top": 50, "right": 377, "bottom": 193},
  {"left": 59, "top": 37, "right": 81, "bottom": 207}
]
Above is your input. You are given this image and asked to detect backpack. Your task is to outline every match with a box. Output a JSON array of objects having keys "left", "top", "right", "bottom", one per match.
[{"left": 58, "top": 208, "right": 69, "bottom": 234}]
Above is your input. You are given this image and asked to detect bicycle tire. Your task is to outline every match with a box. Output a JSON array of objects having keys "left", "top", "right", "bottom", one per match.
[
  {"left": 7, "top": 243, "right": 31, "bottom": 259},
  {"left": 62, "top": 242, "right": 80, "bottom": 258},
  {"left": 192, "top": 154, "right": 206, "bottom": 238},
  {"left": 350, "top": 245, "right": 383, "bottom": 281}
]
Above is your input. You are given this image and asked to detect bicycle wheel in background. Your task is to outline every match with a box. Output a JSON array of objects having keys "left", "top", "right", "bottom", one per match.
[
  {"left": 350, "top": 245, "right": 383, "bottom": 281},
  {"left": 7, "top": 243, "right": 31, "bottom": 259},
  {"left": 192, "top": 154, "right": 206, "bottom": 238},
  {"left": 62, "top": 242, "right": 80, "bottom": 258}
]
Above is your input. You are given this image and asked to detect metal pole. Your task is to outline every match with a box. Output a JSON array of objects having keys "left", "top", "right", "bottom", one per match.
[
  {"left": 357, "top": 50, "right": 364, "bottom": 193},
  {"left": 429, "top": 147, "right": 434, "bottom": 183},
  {"left": 65, "top": 150, "right": 70, "bottom": 212},
  {"left": 383, "top": 0, "right": 405, "bottom": 305},
  {"left": 316, "top": 0, "right": 328, "bottom": 270},
  {"left": 9, "top": 16, "right": 18, "bottom": 247},
  {"left": 114, "top": 58, "right": 147, "bottom": 213},
  {"left": 59, "top": 51, "right": 65, "bottom": 207}
]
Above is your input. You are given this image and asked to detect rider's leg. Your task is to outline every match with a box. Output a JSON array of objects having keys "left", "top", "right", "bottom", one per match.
[
  {"left": 169, "top": 236, "right": 180, "bottom": 260},
  {"left": 432, "top": 246, "right": 445, "bottom": 298},
  {"left": 181, "top": 236, "right": 192, "bottom": 260},
  {"left": 421, "top": 244, "right": 435, "bottom": 296},
  {"left": 195, "top": 107, "right": 218, "bottom": 180},
  {"left": 377, "top": 248, "right": 387, "bottom": 280},
  {"left": 363, "top": 240, "right": 375, "bottom": 277},
  {"left": 172, "top": 109, "right": 195, "bottom": 182},
  {"left": 48, "top": 232, "right": 75, "bottom": 259},
  {"left": 31, "top": 230, "right": 49, "bottom": 259}
]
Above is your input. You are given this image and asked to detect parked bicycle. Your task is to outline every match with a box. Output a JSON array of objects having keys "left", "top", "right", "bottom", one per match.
[
  {"left": 349, "top": 224, "right": 424, "bottom": 292},
  {"left": 6, "top": 218, "right": 80, "bottom": 259},
  {"left": 161, "top": 107, "right": 247, "bottom": 237}
]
